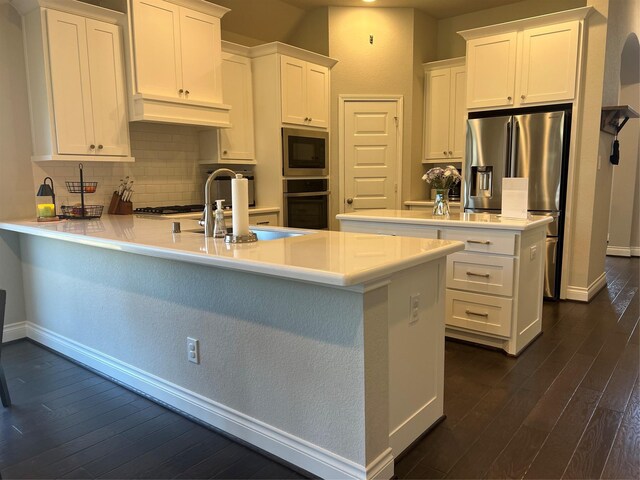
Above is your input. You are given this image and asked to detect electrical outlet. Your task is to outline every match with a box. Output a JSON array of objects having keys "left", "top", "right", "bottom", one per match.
[
  {"left": 409, "top": 294, "right": 420, "bottom": 324},
  {"left": 187, "top": 337, "right": 200, "bottom": 364},
  {"left": 598, "top": 155, "right": 602, "bottom": 170},
  {"left": 530, "top": 245, "right": 537, "bottom": 260}
]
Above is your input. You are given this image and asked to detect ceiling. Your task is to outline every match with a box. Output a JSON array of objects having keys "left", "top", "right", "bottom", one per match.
[{"left": 278, "top": 0, "right": 527, "bottom": 20}]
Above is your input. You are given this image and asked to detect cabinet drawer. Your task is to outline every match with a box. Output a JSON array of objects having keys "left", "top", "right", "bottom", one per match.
[
  {"left": 447, "top": 252, "right": 515, "bottom": 296},
  {"left": 339, "top": 220, "right": 439, "bottom": 239},
  {"left": 440, "top": 228, "right": 516, "bottom": 255},
  {"left": 250, "top": 213, "right": 279, "bottom": 227},
  {"left": 446, "top": 289, "right": 512, "bottom": 338}
]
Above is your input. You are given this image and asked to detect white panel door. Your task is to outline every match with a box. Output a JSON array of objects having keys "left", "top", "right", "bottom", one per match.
[
  {"left": 131, "top": 0, "right": 182, "bottom": 98},
  {"left": 46, "top": 9, "right": 94, "bottom": 155},
  {"left": 519, "top": 22, "right": 579, "bottom": 104},
  {"left": 180, "top": 7, "right": 222, "bottom": 103},
  {"left": 424, "top": 68, "right": 451, "bottom": 160},
  {"left": 466, "top": 32, "right": 517, "bottom": 109},
  {"left": 449, "top": 66, "right": 467, "bottom": 159},
  {"left": 306, "top": 63, "right": 329, "bottom": 128},
  {"left": 219, "top": 52, "right": 254, "bottom": 160},
  {"left": 280, "top": 55, "right": 307, "bottom": 125},
  {"left": 86, "top": 19, "right": 129, "bottom": 156},
  {"left": 344, "top": 101, "right": 399, "bottom": 212}
]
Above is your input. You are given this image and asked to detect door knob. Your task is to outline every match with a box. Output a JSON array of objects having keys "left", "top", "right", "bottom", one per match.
[{"left": 346, "top": 198, "right": 353, "bottom": 205}]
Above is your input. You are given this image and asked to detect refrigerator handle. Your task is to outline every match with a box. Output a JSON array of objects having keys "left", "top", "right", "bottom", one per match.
[
  {"left": 506, "top": 120, "right": 512, "bottom": 177},
  {"left": 511, "top": 120, "right": 520, "bottom": 177}
]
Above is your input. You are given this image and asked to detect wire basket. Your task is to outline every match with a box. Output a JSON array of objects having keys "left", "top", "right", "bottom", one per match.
[
  {"left": 59, "top": 205, "right": 104, "bottom": 219},
  {"left": 65, "top": 181, "right": 98, "bottom": 194}
]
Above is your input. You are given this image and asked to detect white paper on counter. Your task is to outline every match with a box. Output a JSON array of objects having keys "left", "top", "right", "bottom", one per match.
[
  {"left": 231, "top": 175, "right": 250, "bottom": 236},
  {"left": 502, "top": 177, "right": 529, "bottom": 219}
]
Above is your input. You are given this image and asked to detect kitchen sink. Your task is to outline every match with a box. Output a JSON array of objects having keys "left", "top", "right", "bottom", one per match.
[{"left": 184, "top": 228, "right": 310, "bottom": 241}]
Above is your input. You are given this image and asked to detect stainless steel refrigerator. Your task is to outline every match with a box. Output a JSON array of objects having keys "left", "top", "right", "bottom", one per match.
[{"left": 464, "top": 107, "right": 571, "bottom": 299}]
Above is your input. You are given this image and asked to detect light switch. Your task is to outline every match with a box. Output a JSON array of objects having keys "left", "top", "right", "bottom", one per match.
[{"left": 410, "top": 294, "right": 420, "bottom": 324}]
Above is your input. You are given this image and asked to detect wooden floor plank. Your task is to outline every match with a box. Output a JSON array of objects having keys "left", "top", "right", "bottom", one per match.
[{"left": 562, "top": 407, "right": 624, "bottom": 479}]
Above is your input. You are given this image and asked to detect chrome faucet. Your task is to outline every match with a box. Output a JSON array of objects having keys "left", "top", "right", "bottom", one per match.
[{"left": 203, "top": 168, "right": 236, "bottom": 237}]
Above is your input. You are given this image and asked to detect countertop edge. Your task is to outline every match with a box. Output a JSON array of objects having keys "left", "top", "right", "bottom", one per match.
[
  {"left": 336, "top": 212, "right": 553, "bottom": 231},
  {"left": 0, "top": 221, "right": 464, "bottom": 288}
]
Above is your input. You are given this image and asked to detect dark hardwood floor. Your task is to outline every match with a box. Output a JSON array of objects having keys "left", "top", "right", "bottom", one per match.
[{"left": 0, "top": 257, "right": 637, "bottom": 479}]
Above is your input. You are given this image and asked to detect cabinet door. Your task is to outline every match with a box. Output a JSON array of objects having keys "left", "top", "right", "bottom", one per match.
[
  {"left": 46, "top": 9, "right": 95, "bottom": 155},
  {"left": 519, "top": 22, "right": 579, "bottom": 105},
  {"left": 424, "top": 68, "right": 451, "bottom": 160},
  {"left": 131, "top": 0, "right": 182, "bottom": 99},
  {"left": 86, "top": 19, "right": 129, "bottom": 156},
  {"left": 306, "top": 63, "right": 329, "bottom": 128},
  {"left": 449, "top": 66, "right": 466, "bottom": 159},
  {"left": 280, "top": 55, "right": 307, "bottom": 126},
  {"left": 179, "top": 7, "right": 222, "bottom": 104},
  {"left": 466, "top": 32, "right": 517, "bottom": 109},
  {"left": 219, "top": 53, "right": 255, "bottom": 160}
]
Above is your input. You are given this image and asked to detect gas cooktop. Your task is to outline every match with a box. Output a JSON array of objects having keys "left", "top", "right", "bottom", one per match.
[{"left": 134, "top": 204, "right": 204, "bottom": 215}]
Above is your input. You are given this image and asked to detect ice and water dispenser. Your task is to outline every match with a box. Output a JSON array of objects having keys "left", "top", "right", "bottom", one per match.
[{"left": 470, "top": 165, "right": 493, "bottom": 198}]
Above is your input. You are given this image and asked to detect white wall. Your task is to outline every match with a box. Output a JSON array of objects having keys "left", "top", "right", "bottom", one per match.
[
  {"left": 327, "top": 7, "right": 437, "bottom": 227},
  {"left": 0, "top": 2, "right": 34, "bottom": 330}
]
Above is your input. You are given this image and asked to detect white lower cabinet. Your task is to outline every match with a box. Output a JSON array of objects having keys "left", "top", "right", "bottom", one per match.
[
  {"left": 249, "top": 213, "right": 279, "bottom": 226},
  {"left": 338, "top": 217, "right": 547, "bottom": 355}
]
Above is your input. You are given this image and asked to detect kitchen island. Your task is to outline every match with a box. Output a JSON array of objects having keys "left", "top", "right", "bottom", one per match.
[
  {"left": 337, "top": 210, "right": 552, "bottom": 356},
  {"left": 0, "top": 215, "right": 463, "bottom": 480}
]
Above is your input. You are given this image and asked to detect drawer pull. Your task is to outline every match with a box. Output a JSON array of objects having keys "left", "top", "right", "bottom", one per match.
[
  {"left": 256, "top": 221, "right": 270, "bottom": 225},
  {"left": 466, "top": 271, "right": 490, "bottom": 278},
  {"left": 465, "top": 309, "right": 489, "bottom": 318},
  {"left": 467, "top": 239, "right": 491, "bottom": 245}
]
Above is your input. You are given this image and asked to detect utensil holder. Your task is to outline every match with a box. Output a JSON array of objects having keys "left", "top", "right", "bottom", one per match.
[{"left": 108, "top": 192, "right": 133, "bottom": 215}]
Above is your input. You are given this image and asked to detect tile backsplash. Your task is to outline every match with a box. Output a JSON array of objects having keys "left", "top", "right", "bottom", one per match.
[{"left": 32, "top": 122, "right": 207, "bottom": 210}]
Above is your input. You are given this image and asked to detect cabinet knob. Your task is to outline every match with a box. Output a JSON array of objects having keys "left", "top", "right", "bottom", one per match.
[
  {"left": 346, "top": 198, "right": 353, "bottom": 205},
  {"left": 448, "top": 151, "right": 453, "bottom": 155},
  {"left": 507, "top": 96, "right": 512, "bottom": 101},
  {"left": 179, "top": 89, "right": 184, "bottom": 94},
  {"left": 185, "top": 90, "right": 190, "bottom": 95},
  {"left": 521, "top": 94, "right": 526, "bottom": 99},
  {"left": 304, "top": 117, "right": 309, "bottom": 121},
  {"left": 222, "top": 150, "right": 228, "bottom": 155},
  {"left": 443, "top": 150, "right": 447, "bottom": 155},
  {"left": 89, "top": 144, "right": 95, "bottom": 150},
  {"left": 98, "top": 144, "right": 103, "bottom": 150},
  {"left": 309, "top": 117, "right": 312, "bottom": 121}
]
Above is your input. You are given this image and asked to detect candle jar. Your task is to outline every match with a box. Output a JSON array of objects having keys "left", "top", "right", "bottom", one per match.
[{"left": 36, "top": 177, "right": 58, "bottom": 222}]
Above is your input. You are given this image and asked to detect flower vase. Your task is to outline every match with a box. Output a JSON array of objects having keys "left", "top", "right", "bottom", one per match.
[{"left": 433, "top": 189, "right": 450, "bottom": 216}]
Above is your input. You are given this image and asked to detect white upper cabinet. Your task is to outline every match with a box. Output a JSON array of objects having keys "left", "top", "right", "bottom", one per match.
[
  {"left": 466, "top": 33, "right": 517, "bottom": 109},
  {"left": 280, "top": 54, "right": 329, "bottom": 129},
  {"left": 460, "top": 7, "right": 592, "bottom": 111},
  {"left": 519, "top": 22, "right": 579, "bottom": 105},
  {"left": 199, "top": 46, "right": 255, "bottom": 164},
  {"left": 127, "top": 0, "right": 230, "bottom": 127},
  {"left": 16, "top": 0, "right": 132, "bottom": 162},
  {"left": 423, "top": 58, "right": 466, "bottom": 161}
]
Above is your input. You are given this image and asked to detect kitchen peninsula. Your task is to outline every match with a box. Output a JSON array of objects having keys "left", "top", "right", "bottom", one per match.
[
  {"left": 0, "top": 216, "right": 463, "bottom": 480},
  {"left": 337, "top": 210, "right": 552, "bottom": 356}
]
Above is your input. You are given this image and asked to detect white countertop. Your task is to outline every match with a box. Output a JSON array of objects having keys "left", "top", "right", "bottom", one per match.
[
  {"left": 0, "top": 215, "right": 463, "bottom": 288},
  {"left": 337, "top": 209, "right": 553, "bottom": 231}
]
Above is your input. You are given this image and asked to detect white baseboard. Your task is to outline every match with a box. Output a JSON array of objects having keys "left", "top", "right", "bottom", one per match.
[
  {"left": 631, "top": 247, "right": 640, "bottom": 257},
  {"left": 607, "top": 246, "right": 631, "bottom": 257},
  {"left": 389, "top": 397, "right": 440, "bottom": 456},
  {"left": 25, "top": 322, "right": 387, "bottom": 480},
  {"left": 2, "top": 321, "right": 27, "bottom": 342},
  {"left": 565, "top": 271, "right": 607, "bottom": 302}
]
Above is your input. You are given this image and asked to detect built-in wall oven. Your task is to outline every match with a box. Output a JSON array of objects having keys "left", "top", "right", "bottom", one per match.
[
  {"left": 282, "top": 128, "right": 328, "bottom": 176},
  {"left": 283, "top": 178, "right": 329, "bottom": 229}
]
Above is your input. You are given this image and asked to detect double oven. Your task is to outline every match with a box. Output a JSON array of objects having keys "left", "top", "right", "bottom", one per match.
[{"left": 282, "top": 128, "right": 330, "bottom": 230}]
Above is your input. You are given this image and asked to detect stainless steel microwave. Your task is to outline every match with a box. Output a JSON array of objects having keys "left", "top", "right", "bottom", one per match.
[{"left": 282, "top": 128, "right": 328, "bottom": 176}]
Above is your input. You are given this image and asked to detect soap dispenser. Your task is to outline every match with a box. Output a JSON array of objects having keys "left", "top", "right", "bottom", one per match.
[{"left": 213, "top": 199, "right": 227, "bottom": 238}]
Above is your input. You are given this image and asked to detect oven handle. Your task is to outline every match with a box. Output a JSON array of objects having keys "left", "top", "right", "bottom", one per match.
[{"left": 284, "top": 191, "right": 330, "bottom": 197}]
